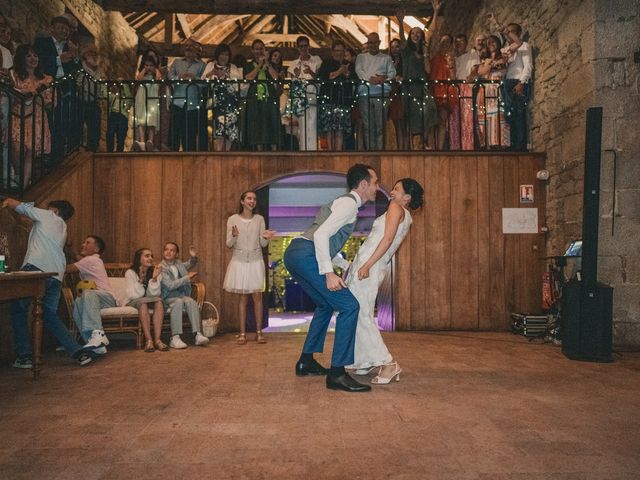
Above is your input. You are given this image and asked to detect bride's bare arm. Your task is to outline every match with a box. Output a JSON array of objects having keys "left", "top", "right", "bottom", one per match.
[{"left": 357, "top": 203, "right": 405, "bottom": 280}]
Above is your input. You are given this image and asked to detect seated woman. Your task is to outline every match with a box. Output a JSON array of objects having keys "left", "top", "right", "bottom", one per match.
[
  {"left": 124, "top": 248, "right": 167, "bottom": 352},
  {"left": 160, "top": 242, "right": 209, "bottom": 349}
]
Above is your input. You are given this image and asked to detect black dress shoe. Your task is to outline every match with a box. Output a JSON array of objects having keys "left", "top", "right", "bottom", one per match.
[
  {"left": 295, "top": 359, "right": 330, "bottom": 376},
  {"left": 326, "top": 373, "right": 372, "bottom": 392}
]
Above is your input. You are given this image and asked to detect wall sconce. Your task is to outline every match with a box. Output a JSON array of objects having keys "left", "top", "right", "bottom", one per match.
[{"left": 536, "top": 169, "right": 550, "bottom": 181}]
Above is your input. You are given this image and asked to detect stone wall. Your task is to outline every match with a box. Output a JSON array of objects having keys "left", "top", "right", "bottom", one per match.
[
  {"left": 0, "top": 0, "right": 137, "bottom": 77},
  {"left": 441, "top": 0, "right": 640, "bottom": 346}
]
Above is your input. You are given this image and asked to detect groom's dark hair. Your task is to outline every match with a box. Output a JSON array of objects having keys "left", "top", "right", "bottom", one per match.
[{"left": 347, "top": 164, "right": 373, "bottom": 190}]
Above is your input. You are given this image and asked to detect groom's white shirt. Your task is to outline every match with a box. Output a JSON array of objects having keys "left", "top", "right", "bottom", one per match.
[{"left": 306, "top": 190, "right": 362, "bottom": 275}]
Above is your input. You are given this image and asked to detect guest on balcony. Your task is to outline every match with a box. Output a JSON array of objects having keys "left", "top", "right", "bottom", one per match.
[
  {"left": 501, "top": 23, "right": 532, "bottom": 151},
  {"left": 317, "top": 40, "right": 355, "bottom": 151},
  {"left": 401, "top": 26, "right": 438, "bottom": 149},
  {"left": 355, "top": 32, "right": 396, "bottom": 150},
  {"left": 10, "top": 45, "right": 53, "bottom": 188},
  {"left": 34, "top": 16, "right": 80, "bottom": 162},
  {"left": 168, "top": 40, "right": 205, "bottom": 152},
  {"left": 288, "top": 36, "right": 322, "bottom": 151},
  {"left": 203, "top": 43, "right": 243, "bottom": 152},
  {"left": 134, "top": 54, "right": 162, "bottom": 152},
  {"left": 243, "top": 39, "right": 280, "bottom": 151}
]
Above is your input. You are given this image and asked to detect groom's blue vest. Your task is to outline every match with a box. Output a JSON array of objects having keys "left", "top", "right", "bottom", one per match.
[{"left": 301, "top": 193, "right": 357, "bottom": 258}]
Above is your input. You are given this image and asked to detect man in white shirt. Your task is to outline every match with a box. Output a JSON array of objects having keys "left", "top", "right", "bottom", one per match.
[
  {"left": 68, "top": 235, "right": 120, "bottom": 355},
  {"left": 355, "top": 33, "right": 396, "bottom": 150},
  {"left": 1, "top": 198, "right": 92, "bottom": 368},
  {"left": 502, "top": 23, "right": 532, "bottom": 151},
  {"left": 284, "top": 164, "right": 379, "bottom": 392},
  {"left": 455, "top": 35, "right": 485, "bottom": 81},
  {"left": 289, "top": 36, "right": 322, "bottom": 151}
]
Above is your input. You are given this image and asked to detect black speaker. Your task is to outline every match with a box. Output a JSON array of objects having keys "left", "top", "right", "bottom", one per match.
[
  {"left": 285, "top": 278, "right": 315, "bottom": 312},
  {"left": 561, "top": 107, "right": 614, "bottom": 362},
  {"left": 561, "top": 280, "right": 613, "bottom": 362},
  {"left": 581, "top": 107, "right": 602, "bottom": 290}
]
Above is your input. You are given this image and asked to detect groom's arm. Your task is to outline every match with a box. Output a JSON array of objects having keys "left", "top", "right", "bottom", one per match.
[{"left": 312, "top": 196, "right": 358, "bottom": 275}]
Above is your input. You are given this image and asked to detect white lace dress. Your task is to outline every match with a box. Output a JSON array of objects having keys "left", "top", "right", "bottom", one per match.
[{"left": 346, "top": 207, "right": 412, "bottom": 369}]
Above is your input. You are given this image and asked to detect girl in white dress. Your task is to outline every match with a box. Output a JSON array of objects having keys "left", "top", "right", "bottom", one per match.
[
  {"left": 346, "top": 178, "right": 424, "bottom": 384},
  {"left": 223, "top": 191, "right": 276, "bottom": 344}
]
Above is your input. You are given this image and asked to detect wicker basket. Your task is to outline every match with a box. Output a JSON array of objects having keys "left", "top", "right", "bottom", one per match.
[{"left": 201, "top": 301, "right": 220, "bottom": 338}]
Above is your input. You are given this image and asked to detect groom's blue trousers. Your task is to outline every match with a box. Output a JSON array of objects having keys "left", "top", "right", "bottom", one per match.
[{"left": 284, "top": 238, "right": 359, "bottom": 367}]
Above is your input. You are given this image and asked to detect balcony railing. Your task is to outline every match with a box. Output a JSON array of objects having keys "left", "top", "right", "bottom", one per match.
[{"left": 1, "top": 71, "right": 515, "bottom": 193}]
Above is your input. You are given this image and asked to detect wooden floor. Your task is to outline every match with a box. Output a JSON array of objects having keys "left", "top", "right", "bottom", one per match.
[{"left": 1, "top": 332, "right": 639, "bottom": 479}]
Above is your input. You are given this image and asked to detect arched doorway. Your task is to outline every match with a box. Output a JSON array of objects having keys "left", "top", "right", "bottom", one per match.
[{"left": 253, "top": 172, "right": 393, "bottom": 333}]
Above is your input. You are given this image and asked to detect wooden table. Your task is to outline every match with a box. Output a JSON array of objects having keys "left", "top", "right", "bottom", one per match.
[{"left": 0, "top": 271, "right": 56, "bottom": 379}]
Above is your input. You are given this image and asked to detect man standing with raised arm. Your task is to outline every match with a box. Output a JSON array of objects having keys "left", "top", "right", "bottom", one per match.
[
  {"left": 1, "top": 197, "right": 92, "bottom": 367},
  {"left": 284, "top": 164, "right": 379, "bottom": 392}
]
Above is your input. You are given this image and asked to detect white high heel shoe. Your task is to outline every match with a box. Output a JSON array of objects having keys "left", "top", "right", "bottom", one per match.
[
  {"left": 352, "top": 365, "right": 379, "bottom": 375},
  {"left": 370, "top": 362, "right": 402, "bottom": 384}
]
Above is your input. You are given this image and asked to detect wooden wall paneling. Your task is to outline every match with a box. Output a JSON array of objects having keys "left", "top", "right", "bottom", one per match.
[
  {"left": 188, "top": 155, "right": 209, "bottom": 298},
  {"left": 424, "top": 156, "right": 452, "bottom": 329},
  {"left": 502, "top": 156, "right": 520, "bottom": 317},
  {"left": 161, "top": 156, "right": 184, "bottom": 247},
  {"left": 518, "top": 155, "right": 545, "bottom": 314},
  {"left": 57, "top": 160, "right": 95, "bottom": 253},
  {"left": 81, "top": 152, "right": 546, "bottom": 333},
  {"left": 180, "top": 156, "right": 195, "bottom": 268},
  {"left": 207, "top": 157, "right": 224, "bottom": 310},
  {"left": 391, "top": 155, "right": 412, "bottom": 330},
  {"left": 93, "top": 157, "right": 132, "bottom": 262},
  {"left": 408, "top": 155, "right": 427, "bottom": 330},
  {"left": 379, "top": 155, "right": 396, "bottom": 326},
  {"left": 476, "top": 156, "right": 492, "bottom": 329},
  {"left": 259, "top": 155, "right": 283, "bottom": 187},
  {"left": 488, "top": 156, "right": 506, "bottom": 329},
  {"left": 450, "top": 155, "right": 479, "bottom": 329},
  {"left": 129, "top": 157, "right": 164, "bottom": 256}
]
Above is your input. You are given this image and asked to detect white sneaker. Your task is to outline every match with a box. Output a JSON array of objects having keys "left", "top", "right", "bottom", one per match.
[
  {"left": 84, "top": 330, "right": 109, "bottom": 350},
  {"left": 170, "top": 335, "right": 188, "bottom": 349},
  {"left": 194, "top": 332, "right": 210, "bottom": 346},
  {"left": 93, "top": 346, "right": 107, "bottom": 355}
]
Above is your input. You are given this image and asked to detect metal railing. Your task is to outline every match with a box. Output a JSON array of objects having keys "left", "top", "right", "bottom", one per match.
[{"left": 1, "top": 71, "right": 517, "bottom": 192}]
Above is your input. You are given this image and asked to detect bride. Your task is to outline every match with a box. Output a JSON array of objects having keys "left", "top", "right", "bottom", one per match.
[{"left": 346, "top": 178, "right": 424, "bottom": 384}]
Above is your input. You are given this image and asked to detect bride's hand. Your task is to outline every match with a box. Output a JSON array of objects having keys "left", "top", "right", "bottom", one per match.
[{"left": 357, "top": 265, "right": 370, "bottom": 280}]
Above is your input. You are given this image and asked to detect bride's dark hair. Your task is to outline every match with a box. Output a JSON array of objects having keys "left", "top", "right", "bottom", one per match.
[{"left": 398, "top": 178, "right": 425, "bottom": 210}]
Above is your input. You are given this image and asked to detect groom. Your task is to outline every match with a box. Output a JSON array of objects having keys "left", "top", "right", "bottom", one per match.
[{"left": 284, "top": 164, "right": 379, "bottom": 392}]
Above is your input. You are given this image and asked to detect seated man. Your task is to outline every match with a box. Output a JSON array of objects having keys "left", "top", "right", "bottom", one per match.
[
  {"left": 1, "top": 197, "right": 92, "bottom": 367},
  {"left": 160, "top": 242, "right": 209, "bottom": 348},
  {"left": 68, "top": 235, "right": 120, "bottom": 355}
]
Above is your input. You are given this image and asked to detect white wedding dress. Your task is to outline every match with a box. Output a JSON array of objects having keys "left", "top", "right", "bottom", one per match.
[{"left": 346, "top": 207, "right": 413, "bottom": 370}]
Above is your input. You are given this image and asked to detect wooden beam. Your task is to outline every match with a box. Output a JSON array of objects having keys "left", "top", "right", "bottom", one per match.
[
  {"left": 135, "top": 13, "right": 164, "bottom": 36},
  {"left": 164, "top": 13, "right": 174, "bottom": 47},
  {"left": 102, "top": 0, "right": 434, "bottom": 16},
  {"left": 148, "top": 41, "right": 330, "bottom": 60},
  {"left": 176, "top": 13, "right": 193, "bottom": 38},
  {"left": 190, "top": 15, "right": 247, "bottom": 42},
  {"left": 317, "top": 14, "right": 368, "bottom": 44}
]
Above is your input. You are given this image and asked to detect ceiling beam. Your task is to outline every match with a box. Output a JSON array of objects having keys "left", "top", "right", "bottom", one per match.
[
  {"left": 176, "top": 13, "right": 193, "bottom": 38},
  {"left": 102, "top": 0, "right": 434, "bottom": 16},
  {"left": 164, "top": 13, "right": 174, "bottom": 47},
  {"left": 147, "top": 41, "right": 330, "bottom": 60}
]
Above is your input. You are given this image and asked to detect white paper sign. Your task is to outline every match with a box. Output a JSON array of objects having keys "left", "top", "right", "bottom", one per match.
[{"left": 502, "top": 208, "right": 539, "bottom": 234}]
